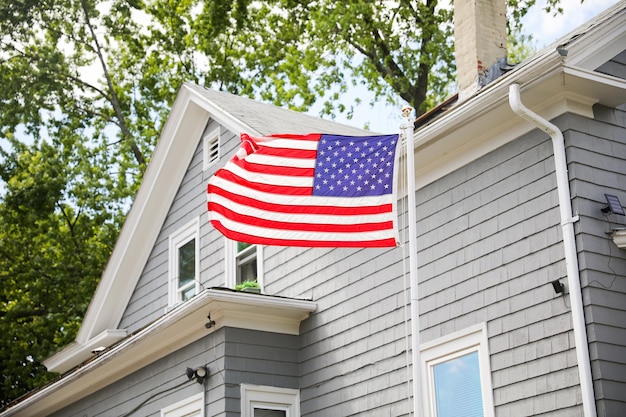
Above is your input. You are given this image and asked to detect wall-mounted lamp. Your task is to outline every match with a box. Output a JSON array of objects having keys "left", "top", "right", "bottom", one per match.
[
  {"left": 186, "top": 365, "right": 208, "bottom": 384},
  {"left": 551, "top": 280, "right": 564, "bottom": 295},
  {"left": 601, "top": 194, "right": 625, "bottom": 216},
  {"left": 205, "top": 313, "right": 216, "bottom": 329}
]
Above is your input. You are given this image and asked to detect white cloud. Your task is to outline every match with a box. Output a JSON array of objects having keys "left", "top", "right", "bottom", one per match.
[{"left": 520, "top": 0, "right": 620, "bottom": 47}]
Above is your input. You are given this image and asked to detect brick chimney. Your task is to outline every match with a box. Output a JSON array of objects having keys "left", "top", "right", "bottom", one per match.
[{"left": 454, "top": 0, "right": 507, "bottom": 101}]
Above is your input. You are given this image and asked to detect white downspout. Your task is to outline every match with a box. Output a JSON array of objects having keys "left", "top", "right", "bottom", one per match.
[{"left": 508, "top": 84, "right": 597, "bottom": 417}]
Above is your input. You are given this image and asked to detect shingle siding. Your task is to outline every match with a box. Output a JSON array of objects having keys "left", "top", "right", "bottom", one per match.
[
  {"left": 110, "top": 94, "right": 625, "bottom": 417},
  {"left": 49, "top": 330, "right": 226, "bottom": 417},
  {"left": 595, "top": 50, "right": 626, "bottom": 79},
  {"left": 48, "top": 328, "right": 301, "bottom": 417},
  {"left": 567, "top": 103, "right": 626, "bottom": 416},
  {"left": 120, "top": 119, "right": 234, "bottom": 332}
]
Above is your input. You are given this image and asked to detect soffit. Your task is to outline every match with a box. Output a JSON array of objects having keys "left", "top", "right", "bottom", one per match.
[{"left": 5, "top": 290, "right": 316, "bottom": 417}]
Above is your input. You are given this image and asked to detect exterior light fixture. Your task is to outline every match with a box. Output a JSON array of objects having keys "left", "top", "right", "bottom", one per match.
[
  {"left": 601, "top": 194, "right": 625, "bottom": 216},
  {"left": 205, "top": 313, "right": 216, "bottom": 329},
  {"left": 186, "top": 365, "right": 208, "bottom": 384},
  {"left": 551, "top": 280, "right": 564, "bottom": 295}
]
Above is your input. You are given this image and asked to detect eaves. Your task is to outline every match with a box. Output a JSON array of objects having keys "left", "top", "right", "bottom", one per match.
[
  {"left": 1, "top": 289, "right": 316, "bottom": 417},
  {"left": 410, "top": 52, "right": 626, "bottom": 191}
]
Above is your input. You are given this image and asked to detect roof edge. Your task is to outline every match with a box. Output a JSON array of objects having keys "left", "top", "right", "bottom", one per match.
[{"left": 3, "top": 290, "right": 316, "bottom": 417}]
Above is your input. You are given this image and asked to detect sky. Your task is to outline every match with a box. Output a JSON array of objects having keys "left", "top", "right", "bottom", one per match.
[{"left": 326, "top": 0, "right": 621, "bottom": 134}]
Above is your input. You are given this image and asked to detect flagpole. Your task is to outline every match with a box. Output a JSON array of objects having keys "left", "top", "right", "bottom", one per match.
[{"left": 401, "top": 106, "right": 421, "bottom": 417}]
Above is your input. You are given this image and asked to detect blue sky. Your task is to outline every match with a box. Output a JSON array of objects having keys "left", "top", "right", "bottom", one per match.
[{"left": 326, "top": 0, "right": 621, "bottom": 134}]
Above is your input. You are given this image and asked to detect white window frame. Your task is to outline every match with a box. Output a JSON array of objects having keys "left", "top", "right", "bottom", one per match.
[
  {"left": 225, "top": 238, "right": 264, "bottom": 290},
  {"left": 241, "top": 384, "right": 299, "bottom": 417},
  {"left": 168, "top": 217, "right": 200, "bottom": 306},
  {"left": 420, "top": 322, "right": 495, "bottom": 417},
  {"left": 203, "top": 127, "right": 221, "bottom": 171},
  {"left": 161, "top": 392, "right": 204, "bottom": 417}
]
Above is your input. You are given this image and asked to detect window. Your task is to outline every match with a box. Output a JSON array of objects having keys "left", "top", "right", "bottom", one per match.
[
  {"left": 241, "top": 384, "right": 299, "bottom": 417},
  {"left": 225, "top": 239, "right": 263, "bottom": 290},
  {"left": 169, "top": 217, "right": 200, "bottom": 306},
  {"left": 161, "top": 392, "right": 204, "bottom": 417},
  {"left": 236, "top": 242, "right": 257, "bottom": 283},
  {"left": 203, "top": 127, "right": 220, "bottom": 171},
  {"left": 421, "top": 323, "right": 494, "bottom": 417}
]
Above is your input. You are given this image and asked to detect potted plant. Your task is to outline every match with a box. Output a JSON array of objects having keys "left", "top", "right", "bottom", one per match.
[{"left": 235, "top": 280, "right": 261, "bottom": 293}]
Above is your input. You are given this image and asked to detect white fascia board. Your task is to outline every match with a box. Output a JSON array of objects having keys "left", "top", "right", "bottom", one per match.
[
  {"left": 185, "top": 84, "right": 262, "bottom": 137},
  {"left": 411, "top": 47, "right": 626, "bottom": 191},
  {"left": 76, "top": 86, "right": 209, "bottom": 344},
  {"left": 3, "top": 290, "right": 316, "bottom": 417},
  {"left": 561, "top": 5, "right": 626, "bottom": 70},
  {"left": 44, "top": 329, "right": 127, "bottom": 373},
  {"left": 75, "top": 80, "right": 272, "bottom": 344}
]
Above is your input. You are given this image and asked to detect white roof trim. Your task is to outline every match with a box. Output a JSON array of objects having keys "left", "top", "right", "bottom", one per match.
[
  {"left": 76, "top": 86, "right": 211, "bottom": 343},
  {"left": 43, "top": 329, "right": 127, "bottom": 373},
  {"left": 3, "top": 290, "right": 316, "bottom": 417},
  {"left": 185, "top": 84, "right": 262, "bottom": 137}
]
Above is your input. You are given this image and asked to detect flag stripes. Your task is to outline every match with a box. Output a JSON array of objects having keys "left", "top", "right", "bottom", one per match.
[{"left": 207, "top": 133, "right": 400, "bottom": 247}]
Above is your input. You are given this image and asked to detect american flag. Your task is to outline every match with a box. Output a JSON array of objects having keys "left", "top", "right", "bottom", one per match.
[{"left": 207, "top": 133, "right": 400, "bottom": 247}]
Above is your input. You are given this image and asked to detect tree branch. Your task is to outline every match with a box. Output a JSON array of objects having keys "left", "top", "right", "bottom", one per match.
[{"left": 80, "top": 0, "right": 146, "bottom": 168}]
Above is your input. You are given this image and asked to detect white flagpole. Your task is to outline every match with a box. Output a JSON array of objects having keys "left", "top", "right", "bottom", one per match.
[{"left": 401, "top": 106, "right": 421, "bottom": 417}]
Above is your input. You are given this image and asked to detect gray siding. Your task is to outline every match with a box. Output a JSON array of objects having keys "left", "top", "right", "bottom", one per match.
[
  {"left": 119, "top": 119, "right": 239, "bottom": 332},
  {"left": 49, "top": 329, "right": 226, "bottom": 417},
  {"left": 223, "top": 328, "right": 300, "bottom": 417},
  {"left": 108, "top": 88, "right": 626, "bottom": 417},
  {"left": 595, "top": 50, "right": 626, "bottom": 79},
  {"left": 49, "top": 328, "right": 299, "bottom": 417},
  {"left": 414, "top": 129, "right": 578, "bottom": 416},
  {"left": 566, "top": 104, "right": 626, "bottom": 416},
  {"left": 265, "top": 126, "right": 579, "bottom": 416}
]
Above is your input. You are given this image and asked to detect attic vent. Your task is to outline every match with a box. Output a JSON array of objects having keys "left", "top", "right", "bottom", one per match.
[{"left": 203, "top": 128, "right": 221, "bottom": 171}]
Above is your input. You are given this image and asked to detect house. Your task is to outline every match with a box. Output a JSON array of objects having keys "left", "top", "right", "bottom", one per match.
[{"left": 1, "top": 1, "right": 625, "bottom": 416}]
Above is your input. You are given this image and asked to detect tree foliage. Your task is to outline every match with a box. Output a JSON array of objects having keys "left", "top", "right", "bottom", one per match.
[{"left": 0, "top": 0, "right": 580, "bottom": 407}]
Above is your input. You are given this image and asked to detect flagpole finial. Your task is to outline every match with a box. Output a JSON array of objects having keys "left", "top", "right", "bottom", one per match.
[{"left": 401, "top": 105, "right": 414, "bottom": 120}]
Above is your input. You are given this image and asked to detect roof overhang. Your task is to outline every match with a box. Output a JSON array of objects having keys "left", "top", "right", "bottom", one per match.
[
  {"left": 411, "top": 54, "right": 626, "bottom": 190},
  {"left": 410, "top": 4, "right": 626, "bottom": 189},
  {"left": 72, "top": 84, "right": 265, "bottom": 347},
  {"left": 3, "top": 290, "right": 316, "bottom": 417}
]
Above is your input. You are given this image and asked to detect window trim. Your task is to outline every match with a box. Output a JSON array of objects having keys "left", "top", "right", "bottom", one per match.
[
  {"left": 203, "top": 127, "right": 221, "bottom": 171},
  {"left": 225, "top": 238, "right": 264, "bottom": 290},
  {"left": 240, "top": 384, "right": 299, "bottom": 417},
  {"left": 420, "top": 322, "right": 495, "bottom": 417},
  {"left": 161, "top": 392, "right": 204, "bottom": 417},
  {"left": 168, "top": 217, "right": 200, "bottom": 307}
]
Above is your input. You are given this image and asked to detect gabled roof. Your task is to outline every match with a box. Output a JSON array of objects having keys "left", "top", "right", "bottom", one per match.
[
  {"left": 185, "top": 84, "right": 374, "bottom": 136},
  {"left": 43, "top": 83, "right": 370, "bottom": 374},
  {"left": 42, "top": 0, "right": 626, "bottom": 377}
]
